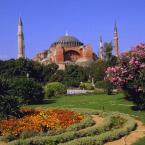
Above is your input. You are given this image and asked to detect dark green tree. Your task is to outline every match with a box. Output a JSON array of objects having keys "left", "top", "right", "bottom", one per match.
[
  {"left": 49, "top": 70, "right": 65, "bottom": 82},
  {"left": 0, "top": 78, "right": 21, "bottom": 118},
  {"left": 104, "top": 42, "right": 113, "bottom": 62},
  {"left": 104, "top": 42, "right": 118, "bottom": 66},
  {"left": 89, "top": 59, "right": 106, "bottom": 82},
  {"left": 11, "top": 78, "right": 44, "bottom": 104},
  {"left": 0, "top": 59, "right": 58, "bottom": 84},
  {"left": 63, "top": 65, "right": 87, "bottom": 87}
]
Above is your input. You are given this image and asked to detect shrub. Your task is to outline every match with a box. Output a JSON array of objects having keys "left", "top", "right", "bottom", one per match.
[
  {"left": 63, "top": 65, "right": 86, "bottom": 87},
  {"left": 95, "top": 80, "right": 114, "bottom": 95},
  {"left": 66, "top": 115, "right": 95, "bottom": 132},
  {"left": 0, "top": 95, "right": 21, "bottom": 119},
  {"left": 0, "top": 78, "right": 21, "bottom": 118},
  {"left": 59, "top": 114, "right": 136, "bottom": 145},
  {"left": 11, "top": 78, "right": 44, "bottom": 104},
  {"left": 44, "top": 82, "right": 66, "bottom": 98},
  {"left": 106, "top": 43, "right": 145, "bottom": 109},
  {"left": 95, "top": 81, "right": 106, "bottom": 89},
  {"left": 79, "top": 82, "right": 94, "bottom": 90}
]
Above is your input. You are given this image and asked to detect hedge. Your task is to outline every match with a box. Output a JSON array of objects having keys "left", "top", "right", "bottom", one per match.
[
  {"left": 60, "top": 114, "right": 136, "bottom": 145},
  {"left": 44, "top": 82, "right": 66, "bottom": 98},
  {"left": 79, "top": 82, "right": 94, "bottom": 90}
]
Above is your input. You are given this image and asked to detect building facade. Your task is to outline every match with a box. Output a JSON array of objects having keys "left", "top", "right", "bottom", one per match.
[{"left": 33, "top": 34, "right": 95, "bottom": 69}]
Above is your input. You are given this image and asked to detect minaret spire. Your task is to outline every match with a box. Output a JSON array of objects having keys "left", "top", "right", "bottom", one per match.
[
  {"left": 99, "top": 34, "right": 105, "bottom": 60},
  {"left": 114, "top": 20, "right": 117, "bottom": 33},
  {"left": 17, "top": 16, "right": 25, "bottom": 59},
  {"left": 114, "top": 21, "right": 119, "bottom": 57},
  {"left": 18, "top": 16, "right": 23, "bottom": 26},
  {"left": 65, "top": 30, "right": 68, "bottom": 36}
]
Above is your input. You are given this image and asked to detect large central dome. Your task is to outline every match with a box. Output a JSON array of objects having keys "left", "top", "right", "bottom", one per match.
[{"left": 51, "top": 35, "right": 84, "bottom": 48}]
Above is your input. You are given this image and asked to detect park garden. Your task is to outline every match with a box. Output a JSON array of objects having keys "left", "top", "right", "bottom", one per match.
[{"left": 0, "top": 43, "right": 145, "bottom": 145}]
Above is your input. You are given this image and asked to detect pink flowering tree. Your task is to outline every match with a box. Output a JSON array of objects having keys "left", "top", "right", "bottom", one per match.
[{"left": 106, "top": 43, "right": 145, "bottom": 110}]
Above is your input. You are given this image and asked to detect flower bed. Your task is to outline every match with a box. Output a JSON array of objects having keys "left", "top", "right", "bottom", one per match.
[
  {"left": 0, "top": 109, "right": 84, "bottom": 136},
  {"left": 6, "top": 109, "right": 136, "bottom": 145}
]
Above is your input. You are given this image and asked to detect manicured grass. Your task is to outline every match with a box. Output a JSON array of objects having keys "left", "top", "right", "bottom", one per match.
[
  {"left": 133, "top": 137, "right": 145, "bottom": 145},
  {"left": 28, "top": 93, "right": 145, "bottom": 124}
]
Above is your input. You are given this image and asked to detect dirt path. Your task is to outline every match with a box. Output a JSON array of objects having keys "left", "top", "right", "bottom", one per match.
[
  {"left": 92, "top": 115, "right": 104, "bottom": 124},
  {"left": 105, "top": 119, "right": 145, "bottom": 145},
  {"left": 92, "top": 115, "right": 145, "bottom": 145},
  {"left": 0, "top": 141, "right": 6, "bottom": 145}
]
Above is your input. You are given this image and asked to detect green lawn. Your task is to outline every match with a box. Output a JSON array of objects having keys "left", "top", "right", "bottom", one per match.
[
  {"left": 28, "top": 93, "right": 145, "bottom": 124},
  {"left": 28, "top": 93, "right": 145, "bottom": 145}
]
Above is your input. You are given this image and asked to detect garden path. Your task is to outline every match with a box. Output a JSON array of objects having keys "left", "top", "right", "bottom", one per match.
[
  {"left": 0, "top": 141, "right": 6, "bottom": 145},
  {"left": 105, "top": 119, "right": 145, "bottom": 145},
  {"left": 92, "top": 114, "right": 104, "bottom": 124}
]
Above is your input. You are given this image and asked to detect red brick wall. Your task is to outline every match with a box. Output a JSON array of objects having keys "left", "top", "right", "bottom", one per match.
[
  {"left": 83, "top": 45, "right": 93, "bottom": 59},
  {"left": 56, "top": 46, "right": 64, "bottom": 63}
]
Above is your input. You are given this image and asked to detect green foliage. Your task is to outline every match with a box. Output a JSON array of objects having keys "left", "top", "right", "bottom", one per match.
[
  {"left": 11, "top": 78, "right": 44, "bottom": 104},
  {"left": 89, "top": 60, "right": 106, "bottom": 82},
  {"left": 107, "top": 55, "right": 118, "bottom": 67},
  {"left": 44, "top": 82, "right": 66, "bottom": 98},
  {"left": 104, "top": 42, "right": 113, "bottom": 62},
  {"left": 0, "top": 58, "right": 58, "bottom": 84},
  {"left": 95, "top": 80, "right": 114, "bottom": 95},
  {"left": 104, "top": 81, "right": 114, "bottom": 95},
  {"left": 63, "top": 65, "right": 87, "bottom": 87},
  {"left": 49, "top": 70, "right": 65, "bottom": 83},
  {"left": 79, "top": 82, "right": 94, "bottom": 90},
  {"left": 0, "top": 78, "right": 21, "bottom": 118},
  {"left": 19, "top": 130, "right": 40, "bottom": 140},
  {"left": 60, "top": 114, "right": 135, "bottom": 145},
  {"left": 0, "top": 95, "right": 21, "bottom": 119},
  {"left": 0, "top": 77, "right": 11, "bottom": 95},
  {"left": 42, "top": 63, "right": 59, "bottom": 83},
  {"left": 0, "top": 57, "right": 117, "bottom": 90},
  {"left": 133, "top": 137, "right": 145, "bottom": 145},
  {"left": 95, "top": 80, "right": 106, "bottom": 89},
  {"left": 66, "top": 115, "right": 95, "bottom": 132}
]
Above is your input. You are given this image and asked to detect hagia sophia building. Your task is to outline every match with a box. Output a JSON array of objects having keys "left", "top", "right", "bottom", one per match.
[{"left": 17, "top": 17, "right": 119, "bottom": 69}]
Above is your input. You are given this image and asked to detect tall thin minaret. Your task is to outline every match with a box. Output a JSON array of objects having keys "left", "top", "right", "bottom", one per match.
[
  {"left": 99, "top": 35, "right": 104, "bottom": 60},
  {"left": 17, "top": 16, "right": 25, "bottom": 59},
  {"left": 114, "top": 21, "right": 119, "bottom": 57}
]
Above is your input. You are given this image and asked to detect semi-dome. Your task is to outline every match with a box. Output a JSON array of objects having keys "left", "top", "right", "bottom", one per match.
[{"left": 51, "top": 34, "right": 84, "bottom": 48}]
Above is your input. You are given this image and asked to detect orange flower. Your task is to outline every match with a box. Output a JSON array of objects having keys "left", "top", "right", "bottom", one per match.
[{"left": 0, "top": 109, "right": 84, "bottom": 136}]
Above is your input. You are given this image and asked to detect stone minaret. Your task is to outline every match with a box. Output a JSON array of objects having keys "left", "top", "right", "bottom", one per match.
[
  {"left": 114, "top": 21, "right": 119, "bottom": 57},
  {"left": 17, "top": 16, "right": 25, "bottom": 58},
  {"left": 99, "top": 35, "right": 104, "bottom": 60}
]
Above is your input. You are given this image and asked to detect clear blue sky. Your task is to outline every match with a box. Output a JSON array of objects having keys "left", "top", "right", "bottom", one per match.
[{"left": 0, "top": 0, "right": 145, "bottom": 59}]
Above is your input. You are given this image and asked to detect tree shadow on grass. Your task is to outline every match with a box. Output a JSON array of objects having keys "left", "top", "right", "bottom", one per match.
[
  {"left": 131, "top": 105, "right": 142, "bottom": 111},
  {"left": 32, "top": 99, "right": 57, "bottom": 105}
]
